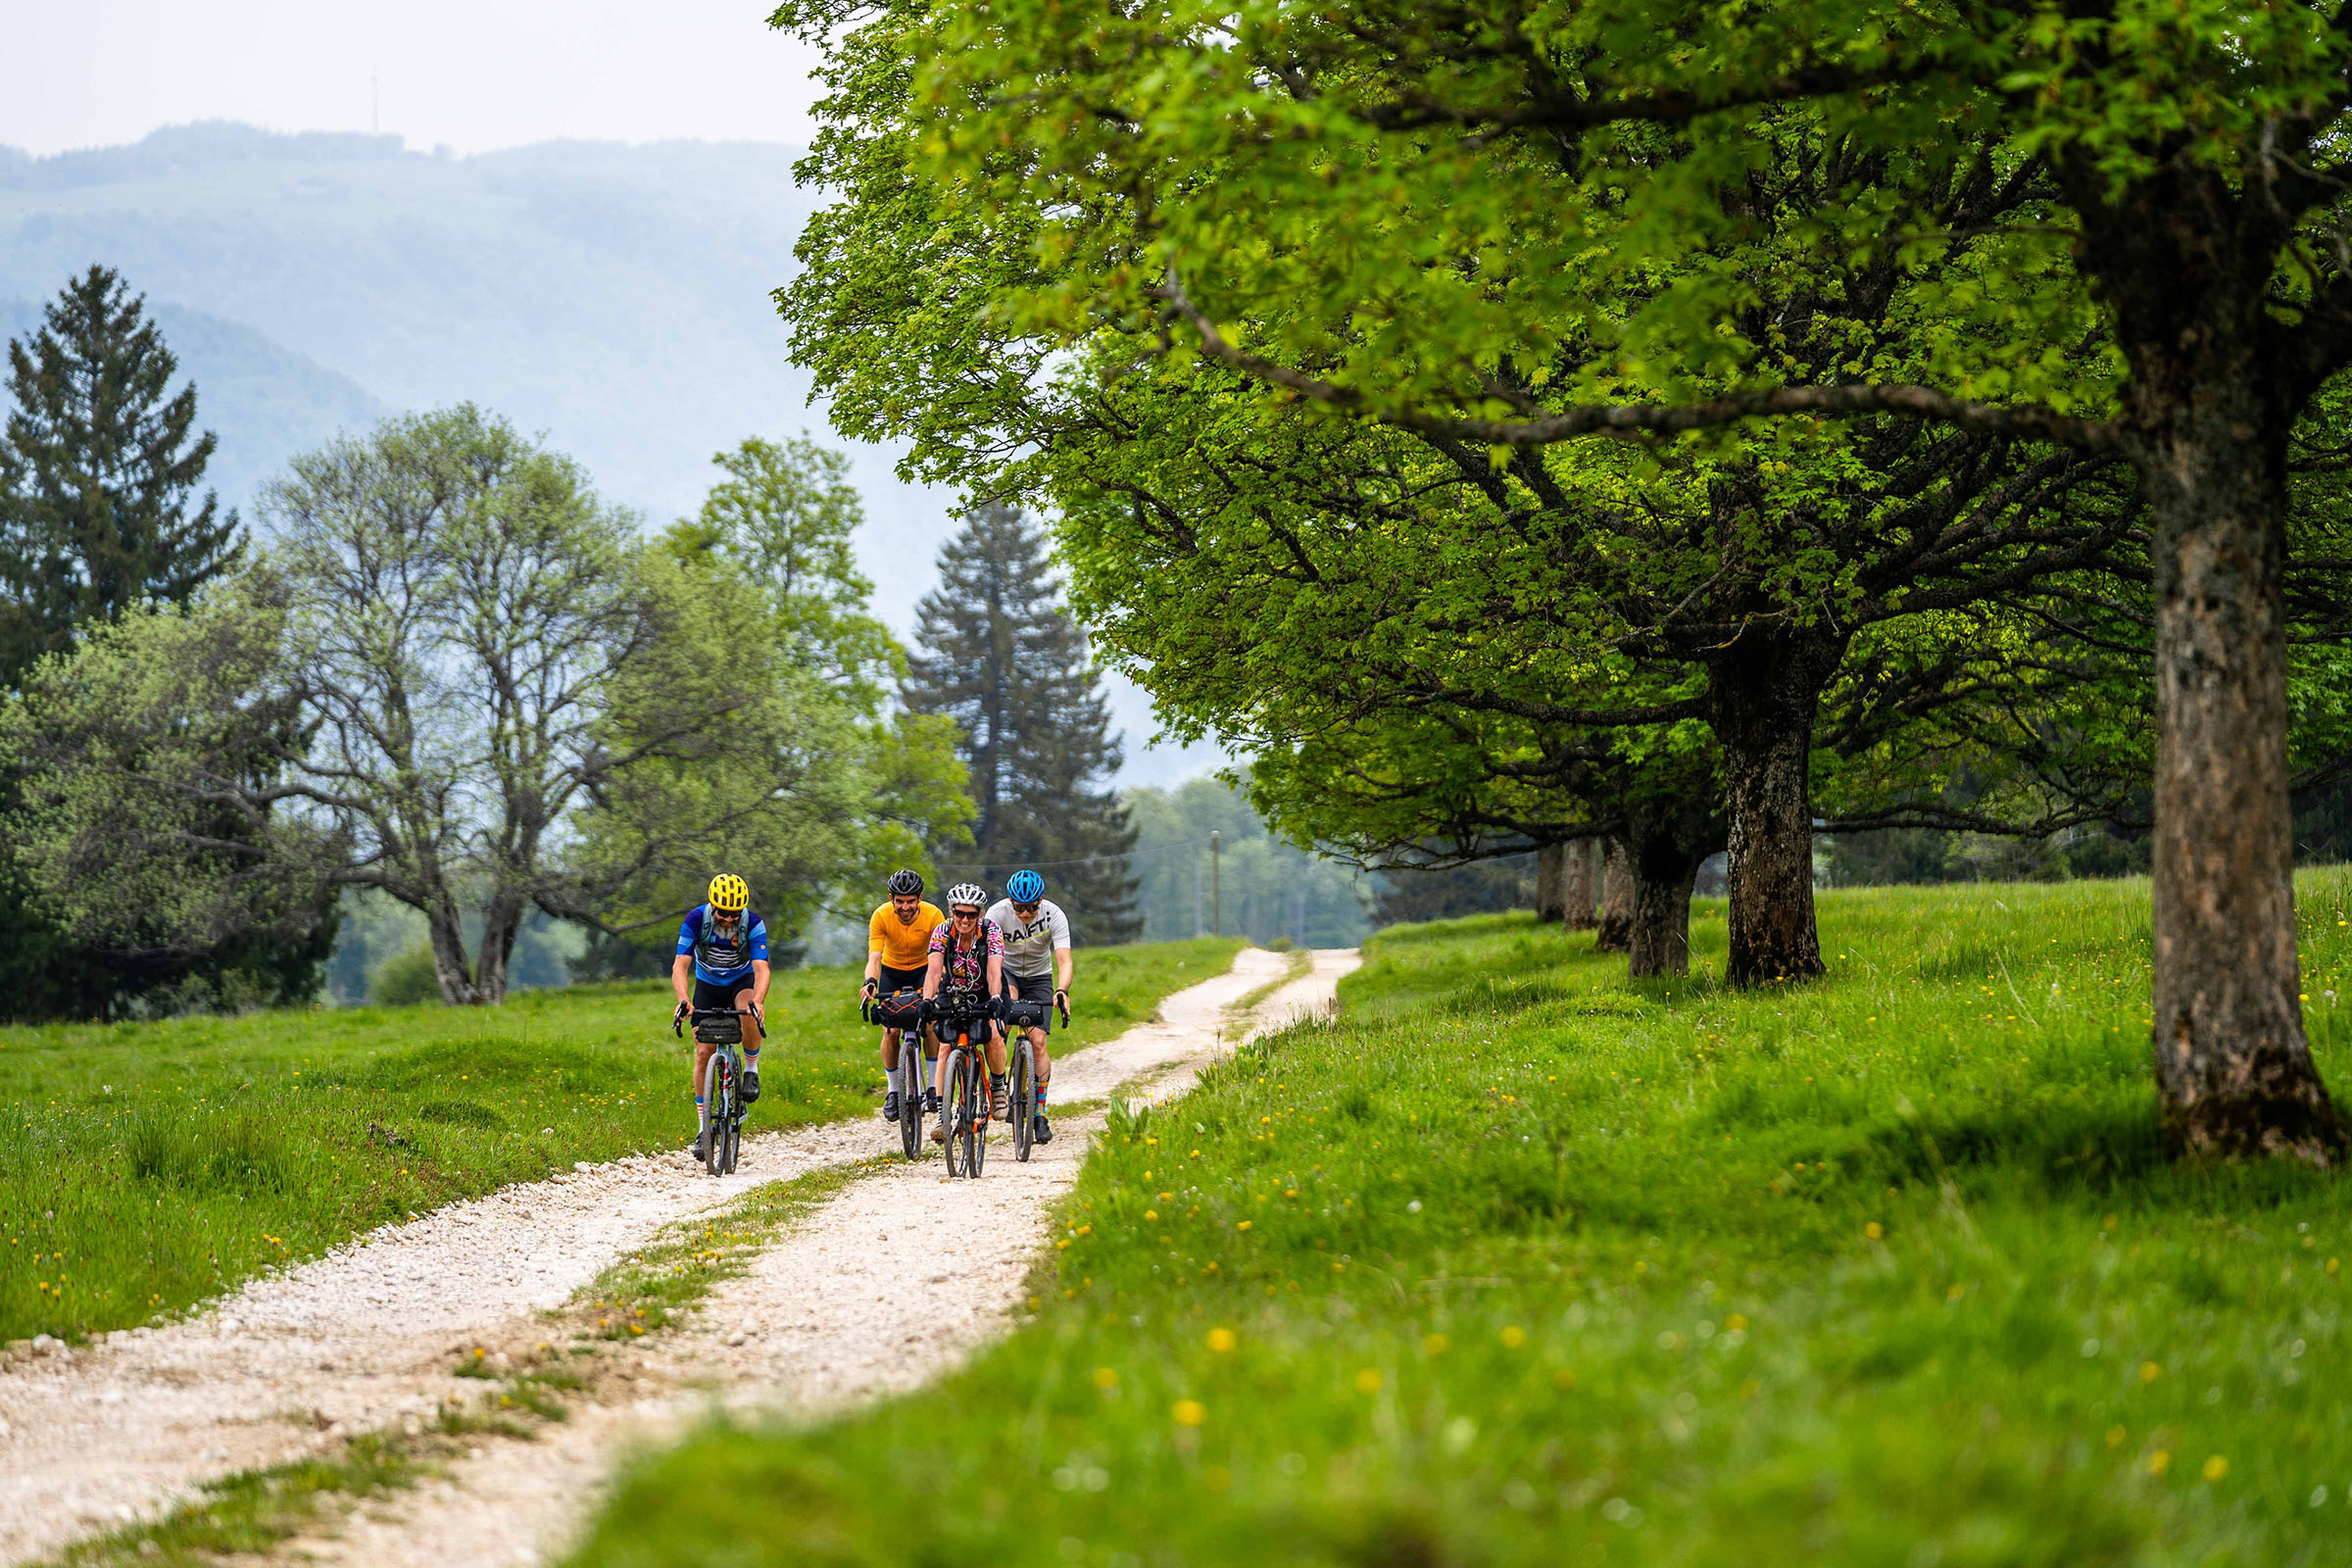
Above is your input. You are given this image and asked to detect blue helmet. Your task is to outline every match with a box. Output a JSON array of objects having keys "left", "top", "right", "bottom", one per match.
[{"left": 1005, "top": 868, "right": 1044, "bottom": 904}]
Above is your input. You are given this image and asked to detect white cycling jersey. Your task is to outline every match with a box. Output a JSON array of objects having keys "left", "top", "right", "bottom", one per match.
[{"left": 986, "top": 898, "right": 1071, "bottom": 979}]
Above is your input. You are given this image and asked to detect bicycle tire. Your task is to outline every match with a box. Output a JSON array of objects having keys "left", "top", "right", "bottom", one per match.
[
  {"left": 722, "top": 1062, "right": 743, "bottom": 1174},
  {"left": 703, "top": 1051, "right": 731, "bottom": 1178},
  {"left": 898, "top": 1046, "right": 923, "bottom": 1161},
  {"left": 1011, "top": 1041, "right": 1035, "bottom": 1162},
  {"left": 942, "top": 1048, "right": 967, "bottom": 1178},
  {"left": 964, "top": 1040, "right": 986, "bottom": 1178}
]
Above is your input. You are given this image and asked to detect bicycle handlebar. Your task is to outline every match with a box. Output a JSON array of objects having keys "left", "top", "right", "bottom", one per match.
[{"left": 674, "top": 1004, "right": 760, "bottom": 1038}]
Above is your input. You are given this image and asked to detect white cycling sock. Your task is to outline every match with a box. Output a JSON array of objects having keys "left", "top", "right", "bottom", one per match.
[{"left": 696, "top": 1097, "right": 709, "bottom": 1133}]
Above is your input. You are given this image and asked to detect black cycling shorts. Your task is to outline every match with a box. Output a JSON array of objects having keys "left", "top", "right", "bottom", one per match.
[
  {"left": 1003, "top": 971, "right": 1055, "bottom": 1033},
  {"left": 693, "top": 976, "right": 755, "bottom": 1012},
  {"left": 877, "top": 963, "right": 927, "bottom": 996}
]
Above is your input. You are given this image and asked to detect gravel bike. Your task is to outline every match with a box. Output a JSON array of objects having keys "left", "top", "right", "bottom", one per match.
[
  {"left": 1002, "top": 991, "right": 1071, "bottom": 1163},
  {"left": 931, "top": 992, "right": 995, "bottom": 1179},
  {"left": 864, "top": 986, "right": 929, "bottom": 1160},
  {"left": 676, "top": 1005, "right": 752, "bottom": 1176}
]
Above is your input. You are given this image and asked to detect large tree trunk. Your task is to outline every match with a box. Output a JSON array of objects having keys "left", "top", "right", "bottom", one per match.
[
  {"left": 1707, "top": 630, "right": 1841, "bottom": 987},
  {"left": 426, "top": 901, "right": 481, "bottom": 1006},
  {"left": 1560, "top": 839, "right": 1599, "bottom": 932},
  {"left": 1594, "top": 838, "right": 1634, "bottom": 952},
  {"left": 2079, "top": 168, "right": 2347, "bottom": 1163},
  {"left": 1535, "top": 844, "right": 1566, "bottom": 923},
  {"left": 1626, "top": 855, "right": 1699, "bottom": 978},
  {"left": 475, "top": 893, "right": 527, "bottom": 1006},
  {"left": 2138, "top": 379, "right": 2343, "bottom": 1161}
]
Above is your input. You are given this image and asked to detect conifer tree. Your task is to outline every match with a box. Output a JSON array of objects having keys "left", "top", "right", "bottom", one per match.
[
  {"left": 906, "top": 504, "right": 1141, "bottom": 943},
  {"left": 0, "top": 266, "right": 241, "bottom": 686}
]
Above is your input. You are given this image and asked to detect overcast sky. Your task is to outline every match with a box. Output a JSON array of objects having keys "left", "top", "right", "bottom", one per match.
[{"left": 7, "top": 0, "right": 824, "bottom": 157}]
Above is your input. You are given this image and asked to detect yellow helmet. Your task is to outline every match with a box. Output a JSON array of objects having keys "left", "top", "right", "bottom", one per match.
[{"left": 708, "top": 872, "right": 750, "bottom": 912}]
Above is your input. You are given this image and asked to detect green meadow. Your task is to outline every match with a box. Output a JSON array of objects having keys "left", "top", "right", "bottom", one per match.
[
  {"left": 570, "top": 877, "right": 2352, "bottom": 1568},
  {"left": 0, "top": 938, "right": 1242, "bottom": 1344}
]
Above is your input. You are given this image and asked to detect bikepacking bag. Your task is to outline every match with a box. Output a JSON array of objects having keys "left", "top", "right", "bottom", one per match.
[
  {"left": 694, "top": 1011, "right": 742, "bottom": 1046},
  {"left": 873, "top": 990, "right": 925, "bottom": 1030},
  {"left": 1001, "top": 997, "right": 1050, "bottom": 1030}
]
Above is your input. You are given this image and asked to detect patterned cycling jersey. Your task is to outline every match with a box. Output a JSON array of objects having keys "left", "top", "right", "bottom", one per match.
[
  {"left": 928, "top": 917, "right": 1003, "bottom": 994},
  {"left": 675, "top": 905, "right": 769, "bottom": 985}
]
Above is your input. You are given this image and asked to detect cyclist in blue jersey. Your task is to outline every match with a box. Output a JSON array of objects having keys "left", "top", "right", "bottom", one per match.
[{"left": 670, "top": 872, "right": 770, "bottom": 1162}]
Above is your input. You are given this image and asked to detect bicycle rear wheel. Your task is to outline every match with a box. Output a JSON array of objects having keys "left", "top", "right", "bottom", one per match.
[{"left": 1011, "top": 1041, "right": 1035, "bottom": 1163}]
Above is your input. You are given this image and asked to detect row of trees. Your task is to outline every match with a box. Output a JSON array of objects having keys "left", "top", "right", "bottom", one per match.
[
  {"left": 769, "top": 0, "right": 2352, "bottom": 1159},
  {"left": 0, "top": 267, "right": 1157, "bottom": 1016},
  {"left": 0, "top": 268, "right": 982, "bottom": 1013}
]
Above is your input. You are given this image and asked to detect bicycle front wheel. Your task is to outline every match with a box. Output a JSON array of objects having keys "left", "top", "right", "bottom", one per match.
[
  {"left": 898, "top": 1047, "right": 924, "bottom": 1161},
  {"left": 1011, "top": 1041, "right": 1035, "bottom": 1163},
  {"left": 702, "top": 1052, "right": 732, "bottom": 1177},
  {"left": 944, "top": 1049, "right": 975, "bottom": 1179}
]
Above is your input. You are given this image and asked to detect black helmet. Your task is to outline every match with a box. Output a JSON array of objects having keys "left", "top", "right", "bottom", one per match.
[{"left": 887, "top": 868, "right": 924, "bottom": 897}]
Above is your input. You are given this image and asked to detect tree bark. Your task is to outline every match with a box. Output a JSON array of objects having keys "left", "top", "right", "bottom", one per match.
[
  {"left": 1622, "top": 814, "right": 1713, "bottom": 978},
  {"left": 475, "top": 892, "right": 527, "bottom": 1006},
  {"left": 2137, "top": 379, "right": 2344, "bottom": 1161},
  {"left": 1707, "top": 630, "right": 1841, "bottom": 987},
  {"left": 1535, "top": 843, "right": 1567, "bottom": 923},
  {"left": 1560, "top": 838, "right": 1598, "bottom": 932},
  {"left": 2075, "top": 167, "right": 2348, "bottom": 1162},
  {"left": 1626, "top": 856, "right": 1698, "bottom": 977},
  {"left": 1594, "top": 837, "right": 1634, "bottom": 952},
  {"left": 426, "top": 901, "right": 481, "bottom": 1006}
]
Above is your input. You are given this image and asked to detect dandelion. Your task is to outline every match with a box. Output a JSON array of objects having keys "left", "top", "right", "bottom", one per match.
[
  {"left": 1353, "top": 1368, "right": 1383, "bottom": 1394},
  {"left": 1206, "top": 1328, "right": 1237, "bottom": 1352},
  {"left": 2139, "top": 1361, "right": 2162, "bottom": 1384},
  {"left": 1423, "top": 1333, "right": 1448, "bottom": 1355},
  {"left": 2105, "top": 1425, "right": 2127, "bottom": 1447},
  {"left": 1500, "top": 1326, "right": 1527, "bottom": 1348},
  {"left": 1093, "top": 1366, "right": 1119, "bottom": 1389},
  {"left": 1173, "top": 1399, "right": 1206, "bottom": 1427},
  {"left": 1865, "top": 1222, "right": 1884, "bottom": 1240},
  {"left": 2147, "top": 1449, "right": 2171, "bottom": 1476}
]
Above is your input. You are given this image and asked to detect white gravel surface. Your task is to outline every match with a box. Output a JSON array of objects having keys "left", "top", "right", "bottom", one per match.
[{"left": 0, "top": 947, "right": 1359, "bottom": 1568}]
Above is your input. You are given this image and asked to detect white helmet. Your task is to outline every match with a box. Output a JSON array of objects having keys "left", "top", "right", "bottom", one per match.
[{"left": 945, "top": 882, "right": 988, "bottom": 912}]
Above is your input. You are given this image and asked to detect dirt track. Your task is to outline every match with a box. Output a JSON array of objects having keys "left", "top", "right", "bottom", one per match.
[{"left": 0, "top": 946, "right": 1357, "bottom": 1567}]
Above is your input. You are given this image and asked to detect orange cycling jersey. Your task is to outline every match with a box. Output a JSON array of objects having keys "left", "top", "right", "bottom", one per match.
[{"left": 869, "top": 901, "right": 945, "bottom": 970}]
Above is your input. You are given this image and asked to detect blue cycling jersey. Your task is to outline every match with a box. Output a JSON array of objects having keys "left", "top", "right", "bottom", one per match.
[{"left": 676, "top": 905, "right": 769, "bottom": 985}]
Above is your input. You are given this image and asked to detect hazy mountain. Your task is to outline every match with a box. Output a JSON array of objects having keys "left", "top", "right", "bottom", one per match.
[{"left": 0, "top": 122, "right": 1217, "bottom": 783}]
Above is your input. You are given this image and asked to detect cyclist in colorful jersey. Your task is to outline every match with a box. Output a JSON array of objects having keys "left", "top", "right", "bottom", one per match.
[
  {"left": 860, "top": 867, "right": 945, "bottom": 1124},
  {"left": 670, "top": 872, "right": 769, "bottom": 1162},
  {"left": 986, "top": 868, "right": 1071, "bottom": 1146},
  {"left": 920, "top": 881, "right": 1005, "bottom": 1140}
]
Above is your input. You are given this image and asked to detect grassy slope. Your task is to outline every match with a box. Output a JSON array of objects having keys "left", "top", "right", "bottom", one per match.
[
  {"left": 0, "top": 938, "right": 1243, "bottom": 1344},
  {"left": 570, "top": 878, "right": 2352, "bottom": 1568}
]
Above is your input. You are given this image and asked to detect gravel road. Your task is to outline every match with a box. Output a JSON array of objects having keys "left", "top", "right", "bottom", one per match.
[{"left": 0, "top": 946, "right": 1357, "bottom": 1568}]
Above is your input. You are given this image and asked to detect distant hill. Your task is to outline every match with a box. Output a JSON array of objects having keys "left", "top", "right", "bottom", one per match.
[
  {"left": 0, "top": 121, "right": 932, "bottom": 532},
  {"left": 0, "top": 122, "right": 1215, "bottom": 784},
  {"left": 0, "top": 295, "right": 385, "bottom": 515}
]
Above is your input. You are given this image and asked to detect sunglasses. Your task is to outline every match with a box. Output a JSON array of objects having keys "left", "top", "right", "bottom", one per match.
[{"left": 952, "top": 906, "right": 982, "bottom": 918}]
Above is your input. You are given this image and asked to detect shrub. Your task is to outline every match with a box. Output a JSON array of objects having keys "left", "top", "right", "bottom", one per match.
[{"left": 368, "top": 947, "right": 441, "bottom": 1006}]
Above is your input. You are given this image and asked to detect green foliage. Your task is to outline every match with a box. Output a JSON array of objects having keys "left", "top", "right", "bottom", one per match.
[
  {"left": 368, "top": 947, "right": 440, "bottom": 1007},
  {"left": 0, "top": 938, "right": 1234, "bottom": 1343},
  {"left": 568, "top": 880, "right": 2352, "bottom": 1566},
  {"left": 0, "top": 264, "right": 240, "bottom": 687},
  {"left": 580, "top": 433, "right": 972, "bottom": 947},
  {"left": 909, "top": 505, "right": 1138, "bottom": 941}
]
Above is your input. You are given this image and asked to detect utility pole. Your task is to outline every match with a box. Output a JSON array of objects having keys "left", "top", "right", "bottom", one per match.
[{"left": 1210, "top": 830, "right": 1221, "bottom": 938}]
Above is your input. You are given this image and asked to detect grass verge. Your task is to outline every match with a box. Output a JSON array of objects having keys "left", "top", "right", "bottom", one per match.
[
  {"left": 565, "top": 877, "right": 2352, "bottom": 1568},
  {"left": 1, "top": 937, "right": 1241, "bottom": 1343}
]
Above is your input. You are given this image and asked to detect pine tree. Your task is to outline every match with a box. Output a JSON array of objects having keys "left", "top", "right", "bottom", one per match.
[
  {"left": 0, "top": 266, "right": 241, "bottom": 686},
  {"left": 906, "top": 504, "right": 1141, "bottom": 943}
]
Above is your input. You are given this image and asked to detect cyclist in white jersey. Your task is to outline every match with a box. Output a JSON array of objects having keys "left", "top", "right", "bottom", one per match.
[{"left": 986, "top": 867, "right": 1070, "bottom": 1145}]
